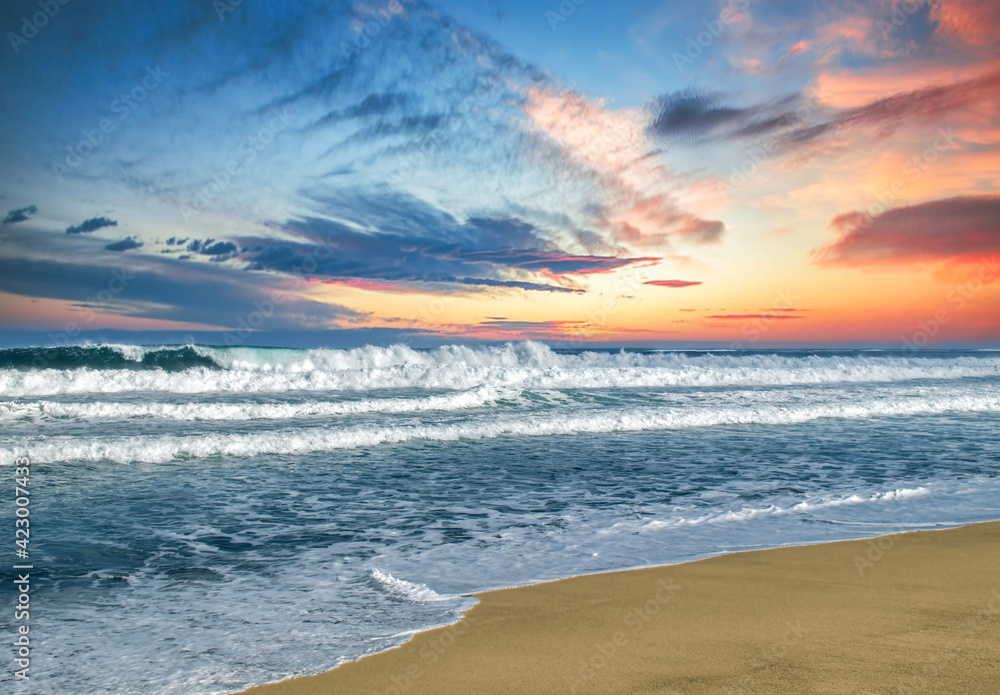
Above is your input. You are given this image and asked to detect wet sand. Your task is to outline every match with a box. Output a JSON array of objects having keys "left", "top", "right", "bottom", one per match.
[{"left": 240, "top": 521, "right": 1000, "bottom": 694}]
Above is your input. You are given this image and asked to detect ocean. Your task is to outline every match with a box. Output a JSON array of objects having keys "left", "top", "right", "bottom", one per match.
[{"left": 2, "top": 343, "right": 999, "bottom": 694}]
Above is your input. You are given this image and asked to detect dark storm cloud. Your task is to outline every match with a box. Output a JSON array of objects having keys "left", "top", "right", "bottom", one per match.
[
  {"left": 104, "top": 236, "right": 143, "bottom": 252},
  {"left": 66, "top": 216, "right": 118, "bottom": 234},
  {"left": 185, "top": 239, "right": 239, "bottom": 256},
  {"left": 2, "top": 205, "right": 37, "bottom": 225},
  {"left": 202, "top": 241, "right": 238, "bottom": 256}
]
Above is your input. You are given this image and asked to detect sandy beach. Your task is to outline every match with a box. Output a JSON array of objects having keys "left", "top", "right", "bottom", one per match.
[{"left": 241, "top": 521, "right": 1000, "bottom": 695}]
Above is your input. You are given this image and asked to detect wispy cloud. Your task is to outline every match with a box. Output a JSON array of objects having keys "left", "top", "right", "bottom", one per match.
[
  {"left": 524, "top": 86, "right": 726, "bottom": 249},
  {"left": 706, "top": 314, "right": 805, "bottom": 320},
  {"left": 781, "top": 68, "right": 1000, "bottom": 150},
  {"left": 239, "top": 192, "right": 657, "bottom": 294},
  {"left": 648, "top": 90, "right": 798, "bottom": 142}
]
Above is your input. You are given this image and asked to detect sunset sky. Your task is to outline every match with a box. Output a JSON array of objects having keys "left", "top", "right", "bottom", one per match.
[{"left": 1, "top": 0, "right": 997, "bottom": 348}]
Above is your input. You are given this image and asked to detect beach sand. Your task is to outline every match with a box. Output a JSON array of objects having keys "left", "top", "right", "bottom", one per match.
[{"left": 241, "top": 522, "right": 1000, "bottom": 694}]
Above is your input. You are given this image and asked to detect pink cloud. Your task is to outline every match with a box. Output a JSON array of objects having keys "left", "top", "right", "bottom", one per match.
[
  {"left": 523, "top": 87, "right": 725, "bottom": 250},
  {"left": 815, "top": 194, "right": 1000, "bottom": 265},
  {"left": 644, "top": 280, "right": 703, "bottom": 288},
  {"left": 934, "top": 0, "right": 1000, "bottom": 48}
]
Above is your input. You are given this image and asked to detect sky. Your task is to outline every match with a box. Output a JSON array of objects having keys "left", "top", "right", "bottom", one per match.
[{"left": 0, "top": 0, "right": 997, "bottom": 348}]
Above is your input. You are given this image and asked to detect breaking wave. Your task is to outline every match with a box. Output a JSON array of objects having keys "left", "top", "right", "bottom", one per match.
[
  {"left": 0, "top": 342, "right": 997, "bottom": 396},
  {"left": 0, "top": 386, "right": 504, "bottom": 421},
  {"left": 6, "top": 392, "right": 997, "bottom": 465},
  {"left": 368, "top": 569, "right": 454, "bottom": 603}
]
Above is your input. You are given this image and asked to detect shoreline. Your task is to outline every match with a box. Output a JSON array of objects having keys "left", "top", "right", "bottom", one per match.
[{"left": 238, "top": 521, "right": 1000, "bottom": 694}]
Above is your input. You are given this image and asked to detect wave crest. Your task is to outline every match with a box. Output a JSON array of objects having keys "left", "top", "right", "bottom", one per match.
[
  {"left": 5, "top": 393, "right": 997, "bottom": 465},
  {"left": 1, "top": 342, "right": 997, "bottom": 396}
]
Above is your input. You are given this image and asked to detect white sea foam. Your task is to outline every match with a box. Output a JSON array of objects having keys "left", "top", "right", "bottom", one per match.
[
  {"left": 108, "top": 344, "right": 154, "bottom": 362},
  {"left": 368, "top": 569, "right": 453, "bottom": 603},
  {"left": 1, "top": 342, "right": 997, "bottom": 396},
  {"left": 0, "top": 386, "right": 503, "bottom": 421},
  {"left": 640, "top": 487, "right": 932, "bottom": 530},
  {"left": 6, "top": 393, "right": 997, "bottom": 465}
]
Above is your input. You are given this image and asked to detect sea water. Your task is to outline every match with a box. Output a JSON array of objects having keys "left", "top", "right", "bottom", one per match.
[{"left": 1, "top": 343, "right": 998, "bottom": 693}]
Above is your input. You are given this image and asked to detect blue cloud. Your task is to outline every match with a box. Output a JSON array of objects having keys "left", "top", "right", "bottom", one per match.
[
  {"left": 2, "top": 205, "right": 37, "bottom": 225},
  {"left": 0, "top": 252, "right": 363, "bottom": 329},
  {"left": 67, "top": 216, "right": 118, "bottom": 234},
  {"left": 104, "top": 236, "right": 143, "bottom": 252},
  {"left": 238, "top": 191, "right": 655, "bottom": 292}
]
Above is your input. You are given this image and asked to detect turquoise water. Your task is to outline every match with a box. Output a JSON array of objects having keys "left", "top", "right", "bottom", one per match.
[{"left": 2, "top": 343, "right": 999, "bottom": 693}]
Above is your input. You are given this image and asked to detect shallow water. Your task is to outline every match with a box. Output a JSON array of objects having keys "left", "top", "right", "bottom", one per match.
[{"left": 2, "top": 343, "right": 998, "bottom": 693}]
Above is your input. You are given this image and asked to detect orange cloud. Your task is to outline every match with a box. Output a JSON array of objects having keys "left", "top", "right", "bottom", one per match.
[{"left": 779, "top": 40, "right": 810, "bottom": 64}]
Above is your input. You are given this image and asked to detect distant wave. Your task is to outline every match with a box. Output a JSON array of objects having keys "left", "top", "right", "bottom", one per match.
[
  {"left": 0, "top": 386, "right": 504, "bottom": 422},
  {"left": 1, "top": 342, "right": 997, "bottom": 396},
  {"left": 0, "top": 345, "right": 218, "bottom": 371},
  {"left": 6, "top": 392, "right": 997, "bottom": 465}
]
